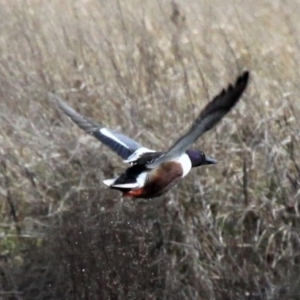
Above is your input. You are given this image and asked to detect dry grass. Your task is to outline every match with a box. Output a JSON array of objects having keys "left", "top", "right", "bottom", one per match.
[{"left": 1, "top": 0, "right": 300, "bottom": 299}]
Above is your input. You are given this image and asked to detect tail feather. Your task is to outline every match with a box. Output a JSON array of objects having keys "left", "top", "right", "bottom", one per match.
[
  {"left": 112, "top": 182, "right": 139, "bottom": 189},
  {"left": 103, "top": 178, "right": 139, "bottom": 190},
  {"left": 103, "top": 179, "right": 116, "bottom": 187}
]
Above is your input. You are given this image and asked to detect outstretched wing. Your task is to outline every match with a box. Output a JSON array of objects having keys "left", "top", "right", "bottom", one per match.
[
  {"left": 147, "top": 71, "right": 249, "bottom": 168},
  {"left": 50, "top": 94, "right": 147, "bottom": 160}
]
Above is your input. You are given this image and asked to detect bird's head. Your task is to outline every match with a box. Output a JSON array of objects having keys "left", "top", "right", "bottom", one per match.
[{"left": 186, "top": 149, "right": 217, "bottom": 167}]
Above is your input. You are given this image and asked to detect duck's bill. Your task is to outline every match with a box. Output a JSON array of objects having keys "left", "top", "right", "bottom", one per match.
[{"left": 204, "top": 156, "right": 218, "bottom": 165}]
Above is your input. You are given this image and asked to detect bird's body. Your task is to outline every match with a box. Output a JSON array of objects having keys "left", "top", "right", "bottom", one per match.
[
  {"left": 52, "top": 71, "right": 249, "bottom": 198},
  {"left": 105, "top": 152, "right": 192, "bottom": 198}
]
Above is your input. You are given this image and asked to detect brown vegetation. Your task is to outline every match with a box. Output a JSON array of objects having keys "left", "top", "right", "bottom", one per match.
[{"left": 0, "top": 0, "right": 300, "bottom": 299}]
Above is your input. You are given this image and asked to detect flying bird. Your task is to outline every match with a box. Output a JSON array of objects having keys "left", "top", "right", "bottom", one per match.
[{"left": 51, "top": 71, "right": 249, "bottom": 198}]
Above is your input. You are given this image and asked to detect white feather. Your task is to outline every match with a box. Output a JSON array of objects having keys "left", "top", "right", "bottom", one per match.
[
  {"left": 112, "top": 182, "right": 140, "bottom": 188},
  {"left": 103, "top": 179, "right": 116, "bottom": 186},
  {"left": 136, "top": 172, "right": 148, "bottom": 187},
  {"left": 103, "top": 172, "right": 147, "bottom": 189},
  {"left": 124, "top": 147, "right": 155, "bottom": 163}
]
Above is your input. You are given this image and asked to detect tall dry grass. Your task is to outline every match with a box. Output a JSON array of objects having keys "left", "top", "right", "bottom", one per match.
[{"left": 0, "top": 0, "right": 300, "bottom": 299}]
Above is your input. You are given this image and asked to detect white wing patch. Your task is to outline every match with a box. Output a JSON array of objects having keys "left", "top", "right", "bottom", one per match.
[
  {"left": 100, "top": 128, "right": 130, "bottom": 149},
  {"left": 124, "top": 147, "right": 155, "bottom": 163}
]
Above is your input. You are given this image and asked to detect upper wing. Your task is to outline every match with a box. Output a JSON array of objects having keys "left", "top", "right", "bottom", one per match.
[
  {"left": 50, "top": 93, "right": 146, "bottom": 160},
  {"left": 147, "top": 71, "right": 249, "bottom": 168}
]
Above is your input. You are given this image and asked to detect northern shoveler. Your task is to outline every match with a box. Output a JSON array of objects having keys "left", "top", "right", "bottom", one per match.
[{"left": 51, "top": 71, "right": 249, "bottom": 198}]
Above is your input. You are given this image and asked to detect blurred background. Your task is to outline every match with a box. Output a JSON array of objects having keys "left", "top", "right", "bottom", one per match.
[{"left": 0, "top": 0, "right": 300, "bottom": 299}]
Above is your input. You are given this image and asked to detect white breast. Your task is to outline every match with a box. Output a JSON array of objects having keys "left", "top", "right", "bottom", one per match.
[{"left": 177, "top": 153, "right": 192, "bottom": 178}]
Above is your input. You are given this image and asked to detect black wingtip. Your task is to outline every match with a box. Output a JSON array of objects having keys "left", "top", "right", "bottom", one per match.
[{"left": 238, "top": 71, "right": 250, "bottom": 84}]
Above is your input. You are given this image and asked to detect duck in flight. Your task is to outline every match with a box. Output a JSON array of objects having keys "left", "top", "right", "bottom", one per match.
[{"left": 52, "top": 71, "right": 249, "bottom": 198}]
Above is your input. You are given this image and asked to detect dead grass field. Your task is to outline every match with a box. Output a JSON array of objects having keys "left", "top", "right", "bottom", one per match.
[{"left": 1, "top": 0, "right": 300, "bottom": 299}]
